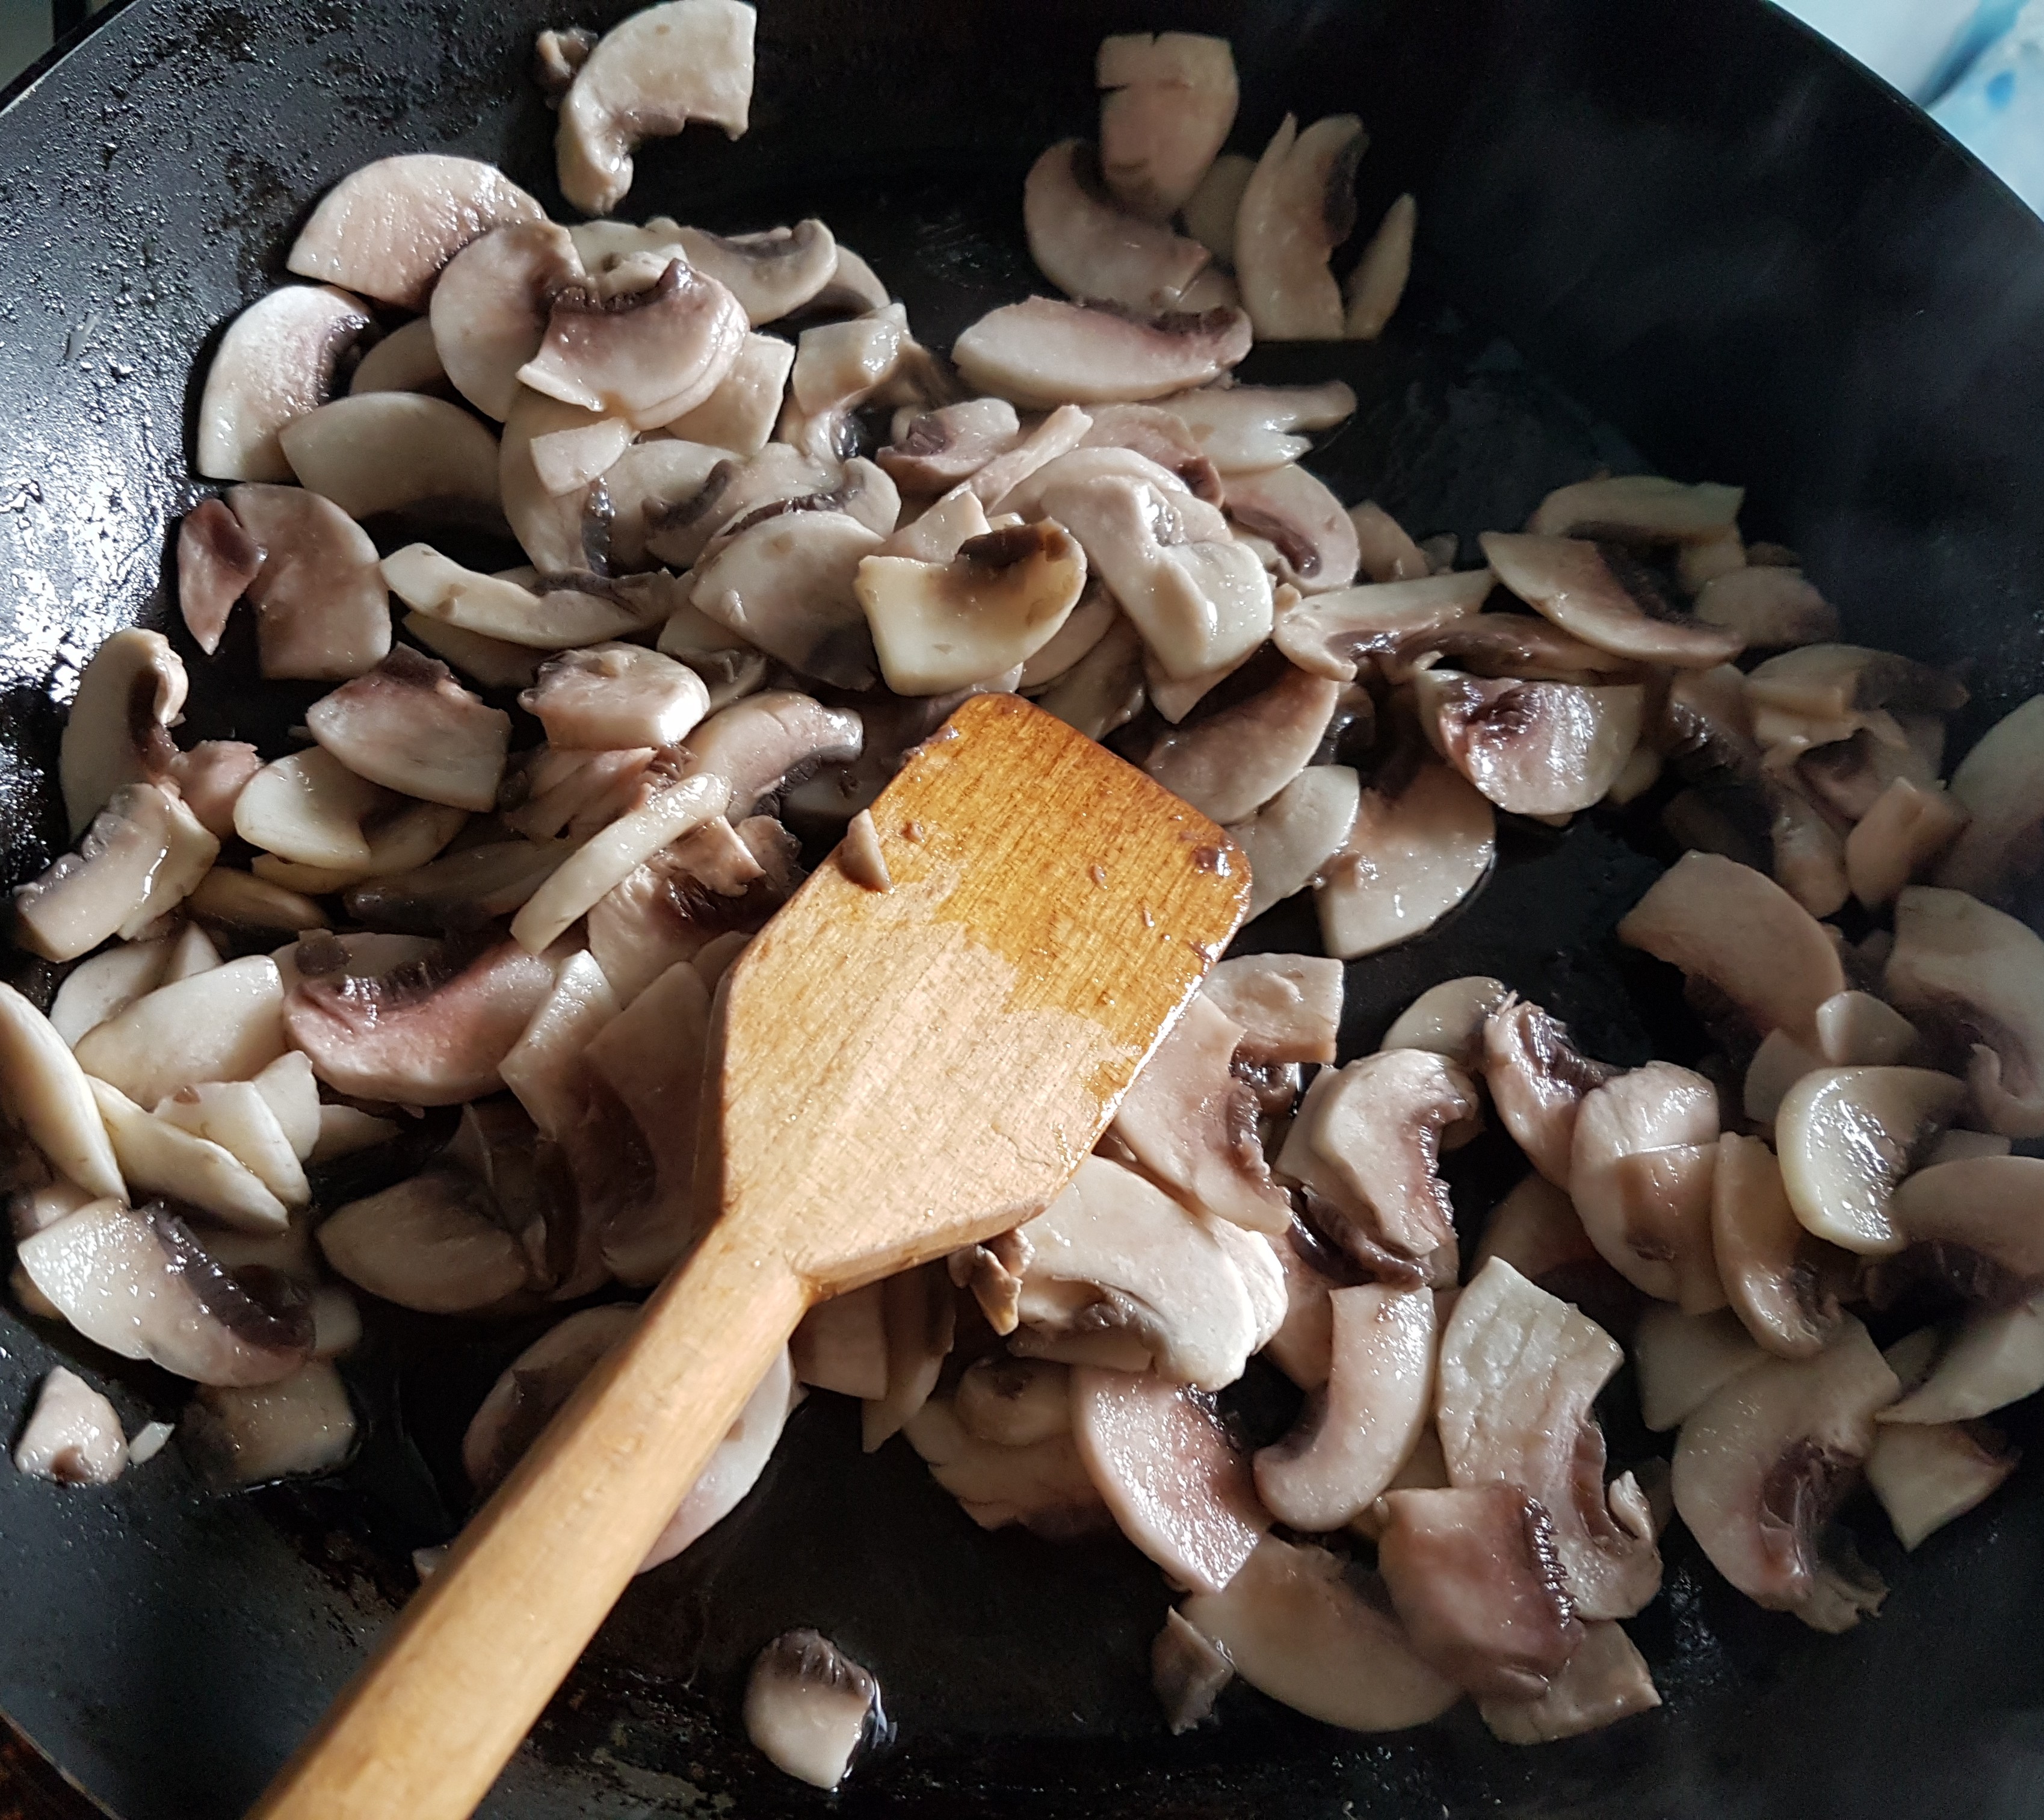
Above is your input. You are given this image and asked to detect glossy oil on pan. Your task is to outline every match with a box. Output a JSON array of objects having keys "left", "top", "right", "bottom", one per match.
[{"left": 0, "top": 1, "right": 2040, "bottom": 1815}]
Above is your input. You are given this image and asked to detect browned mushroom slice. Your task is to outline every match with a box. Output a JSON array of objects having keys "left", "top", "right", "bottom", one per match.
[
  {"left": 1526, "top": 474, "right": 1744, "bottom": 542},
  {"left": 1935, "top": 694, "right": 2044, "bottom": 902},
  {"left": 1024, "top": 140, "right": 1212, "bottom": 311},
  {"left": 1569, "top": 1062, "right": 1726, "bottom": 1310},
  {"left": 1880, "top": 1292, "right": 2044, "bottom": 1426},
  {"left": 1481, "top": 532, "right": 1744, "bottom": 667},
  {"left": 1140, "top": 663, "right": 1339, "bottom": 825},
  {"left": 555, "top": 0, "right": 754, "bottom": 215},
  {"left": 1095, "top": 31, "right": 1237, "bottom": 221},
  {"left": 58, "top": 630, "right": 185, "bottom": 840},
  {"left": 1714, "top": 1131, "right": 1847, "bottom": 1358},
  {"left": 877, "top": 399, "right": 1021, "bottom": 494},
  {"left": 1693, "top": 565, "right": 1838, "bottom": 647},
  {"left": 278, "top": 391, "right": 501, "bottom": 526},
  {"left": 1223, "top": 462, "right": 1360, "bottom": 593},
  {"left": 1891, "top": 1154, "right": 2044, "bottom": 1300},
  {"left": 1072, "top": 1365, "right": 1268, "bottom": 1591},
  {"left": 1254, "top": 1282, "right": 1434, "bottom": 1529},
  {"left": 301, "top": 648, "right": 510, "bottom": 814},
  {"left": 1670, "top": 1314, "right": 1898, "bottom": 1630},
  {"left": 1272, "top": 569, "right": 1493, "bottom": 681},
  {"left": 1108, "top": 993, "right": 1292, "bottom": 1236},
  {"left": 1480, "top": 997, "right": 1617, "bottom": 1188},
  {"left": 1617, "top": 851, "right": 1845, "bottom": 1042},
  {"left": 1776, "top": 1066, "right": 1965, "bottom": 1255},
  {"left": 17, "top": 1198, "right": 312, "bottom": 1386},
  {"left": 428, "top": 221, "right": 584, "bottom": 422},
  {"left": 1179, "top": 1535, "right": 1461, "bottom": 1730},
  {"left": 1413, "top": 671, "right": 1646, "bottom": 817},
  {"left": 902, "top": 1393, "right": 1109, "bottom": 1538},
  {"left": 226, "top": 483, "right": 392, "bottom": 679},
  {"left": 1478, "top": 1619, "right": 1660, "bottom": 1745},
  {"left": 13, "top": 783, "right": 218, "bottom": 962},
  {"left": 1316, "top": 759, "right": 1496, "bottom": 960},
  {"left": 1344, "top": 193, "right": 1418, "bottom": 341},
  {"left": 1235, "top": 114, "right": 1365, "bottom": 341},
  {"left": 952, "top": 297, "right": 1252, "bottom": 409},
  {"left": 1884, "top": 886, "right": 2044, "bottom": 1137},
  {"left": 1866, "top": 1418, "right": 2019, "bottom": 1550},
  {"left": 287, "top": 154, "right": 544, "bottom": 311},
  {"left": 1224, "top": 764, "right": 1360, "bottom": 920},
  {"left": 1437, "top": 1257, "right": 1663, "bottom": 1620},
  {"left": 178, "top": 497, "right": 264, "bottom": 655},
  {"left": 197, "top": 285, "right": 375, "bottom": 482},
  {"left": 1203, "top": 953, "right": 1342, "bottom": 1066}
]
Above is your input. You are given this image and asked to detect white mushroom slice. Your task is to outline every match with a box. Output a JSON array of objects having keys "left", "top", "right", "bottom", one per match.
[
  {"left": 223, "top": 483, "right": 391, "bottom": 681},
  {"left": 857, "top": 1261, "right": 955, "bottom": 1449},
  {"left": 498, "top": 389, "right": 611, "bottom": 573},
  {"left": 196, "top": 284, "right": 375, "bottom": 482},
  {"left": 19, "top": 1199, "right": 312, "bottom": 1385},
  {"left": 1927, "top": 1127, "right": 2013, "bottom": 1165},
  {"left": 13, "top": 1366, "right": 126, "bottom": 1485},
  {"left": 691, "top": 509, "right": 885, "bottom": 687},
  {"left": 953, "top": 1354, "right": 1070, "bottom": 1447},
  {"left": 1936, "top": 693, "right": 2044, "bottom": 902},
  {"left": 1634, "top": 1305, "right": 1765, "bottom": 1431},
  {"left": 1385, "top": 977, "right": 1511, "bottom": 1071},
  {"left": 952, "top": 297, "right": 1252, "bottom": 409},
  {"left": 594, "top": 441, "right": 738, "bottom": 570},
  {"left": 1009, "top": 1155, "right": 1279, "bottom": 1390},
  {"left": 316, "top": 1171, "right": 529, "bottom": 1313},
  {"left": 517, "top": 643, "right": 711, "bottom": 753},
  {"left": 990, "top": 439, "right": 1191, "bottom": 524},
  {"left": 58, "top": 629, "right": 186, "bottom": 840},
  {"left": 1152, "top": 1606, "right": 1234, "bottom": 1735},
  {"left": 1273, "top": 569, "right": 1493, "bottom": 681},
  {"left": 181, "top": 1360, "right": 356, "bottom": 1488},
  {"left": 1880, "top": 1292, "right": 2044, "bottom": 1427},
  {"left": 1072, "top": 1366, "right": 1267, "bottom": 1591},
  {"left": 1891, "top": 1154, "right": 2044, "bottom": 1300},
  {"left": 1525, "top": 474, "right": 1743, "bottom": 542},
  {"left": 1814, "top": 989, "right": 1919, "bottom": 1069},
  {"left": 858, "top": 521, "right": 1087, "bottom": 696},
  {"left": 1016, "top": 577, "right": 1116, "bottom": 687},
  {"left": 250, "top": 1051, "right": 320, "bottom": 1164},
  {"left": 72, "top": 954, "right": 286, "bottom": 1107},
  {"left": 1469, "top": 1172, "right": 1617, "bottom": 1308},
  {"left": 13, "top": 784, "right": 219, "bottom": 962},
  {"left": 1156, "top": 380, "right": 1356, "bottom": 476},
  {"left": 349, "top": 316, "right": 447, "bottom": 397},
  {"left": 1437, "top": 1258, "right": 1662, "bottom": 1620},
  {"left": 163, "top": 923, "right": 222, "bottom": 986},
  {"left": 0, "top": 983, "right": 125, "bottom": 1201},
  {"left": 427, "top": 219, "right": 587, "bottom": 421},
  {"left": 1413, "top": 672, "right": 1646, "bottom": 817},
  {"left": 256, "top": 794, "right": 468, "bottom": 896},
  {"left": 555, "top": 0, "right": 756, "bottom": 217},
  {"left": 1776, "top": 1066, "right": 1965, "bottom": 1255},
  {"left": 1203, "top": 953, "right": 1342, "bottom": 1065},
  {"left": 1095, "top": 31, "right": 1237, "bottom": 220},
  {"left": 903, "top": 1394, "right": 1108, "bottom": 1538},
  {"left": 1036, "top": 612, "right": 1146, "bottom": 740},
  {"left": 1315, "top": 760, "right": 1495, "bottom": 960},
  {"left": 785, "top": 302, "right": 909, "bottom": 416},
  {"left": 1844, "top": 779, "right": 1969, "bottom": 909},
  {"left": 528, "top": 416, "right": 634, "bottom": 497},
  {"left": 177, "top": 497, "right": 264, "bottom": 655},
  {"left": 791, "top": 1283, "right": 887, "bottom": 1399},
  {"left": 743, "top": 1630, "right": 879, "bottom": 1792},
  {"left": 383, "top": 544, "right": 664, "bottom": 648},
  {"left": 1481, "top": 531, "right": 1744, "bottom": 667},
  {"left": 1746, "top": 642, "right": 1966, "bottom": 727},
  {"left": 1569, "top": 1063, "right": 1724, "bottom": 1310},
  {"left": 1223, "top": 462, "right": 1360, "bottom": 593},
  {"left": 1693, "top": 566, "right": 1837, "bottom": 647},
  {"left": 463, "top": 1306, "right": 641, "bottom": 1494},
  {"left": 660, "top": 332, "right": 793, "bottom": 453},
  {"left": 1866, "top": 1418, "right": 2019, "bottom": 1549},
  {"left": 1478, "top": 1619, "right": 1660, "bottom": 1745},
  {"left": 1885, "top": 885, "right": 2044, "bottom": 1137},
  {"left": 1024, "top": 140, "right": 1211, "bottom": 311},
  {"left": 1224, "top": 763, "right": 1360, "bottom": 920},
  {"left": 1110, "top": 992, "right": 1292, "bottom": 1235},
  {"left": 1344, "top": 193, "right": 1417, "bottom": 340},
  {"left": 48, "top": 936, "right": 172, "bottom": 1047},
  {"left": 518, "top": 258, "right": 747, "bottom": 431},
  {"left": 641, "top": 1345, "right": 803, "bottom": 1568},
  {"left": 1181, "top": 1535, "right": 1460, "bottom": 1730},
  {"left": 1235, "top": 114, "right": 1365, "bottom": 341},
  {"left": 1616, "top": 852, "right": 1845, "bottom": 1042},
  {"left": 1714, "top": 1131, "right": 1845, "bottom": 1360},
  {"left": 1255, "top": 1283, "right": 1433, "bottom": 1529},
  {"left": 1182, "top": 150, "right": 1255, "bottom": 261},
  {"left": 1141, "top": 663, "right": 1338, "bottom": 823},
  {"left": 1670, "top": 1315, "right": 1898, "bottom": 1630},
  {"left": 662, "top": 221, "right": 836, "bottom": 327},
  {"left": 233, "top": 749, "right": 387, "bottom": 871},
  {"left": 279, "top": 391, "right": 501, "bottom": 524},
  {"left": 1479, "top": 998, "right": 1617, "bottom": 1189},
  {"left": 304, "top": 648, "right": 511, "bottom": 812},
  {"left": 313, "top": 1107, "right": 404, "bottom": 1164},
  {"left": 679, "top": 689, "right": 863, "bottom": 816},
  {"left": 1347, "top": 501, "right": 1433, "bottom": 581},
  {"left": 89, "top": 1080, "right": 288, "bottom": 1233},
  {"left": 803, "top": 244, "right": 887, "bottom": 314},
  {"left": 163, "top": 744, "right": 264, "bottom": 847},
  {"left": 878, "top": 400, "right": 1022, "bottom": 495}
]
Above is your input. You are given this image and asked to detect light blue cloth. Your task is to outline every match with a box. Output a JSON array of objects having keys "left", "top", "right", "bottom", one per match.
[
  {"left": 1931, "top": 0, "right": 2044, "bottom": 212},
  {"left": 1775, "top": 0, "right": 2024, "bottom": 102}
]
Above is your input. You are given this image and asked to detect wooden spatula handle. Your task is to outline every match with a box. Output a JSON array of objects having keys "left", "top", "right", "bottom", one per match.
[{"left": 247, "top": 1228, "right": 809, "bottom": 1820}]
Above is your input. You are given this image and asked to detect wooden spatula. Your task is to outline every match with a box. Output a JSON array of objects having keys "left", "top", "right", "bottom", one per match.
[{"left": 248, "top": 692, "right": 1248, "bottom": 1820}]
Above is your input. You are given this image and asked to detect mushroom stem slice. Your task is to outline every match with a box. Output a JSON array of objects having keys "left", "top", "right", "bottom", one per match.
[
  {"left": 1235, "top": 114, "right": 1365, "bottom": 341},
  {"left": 1866, "top": 1418, "right": 2019, "bottom": 1549},
  {"left": 1776, "top": 1066, "right": 1965, "bottom": 1255},
  {"left": 1096, "top": 32, "right": 1238, "bottom": 221},
  {"left": 1344, "top": 193, "right": 1417, "bottom": 341},
  {"left": 60, "top": 629, "right": 187, "bottom": 839},
  {"left": 1478, "top": 1620, "right": 1660, "bottom": 1745},
  {"left": 0, "top": 983, "right": 126, "bottom": 1201},
  {"left": 743, "top": 1630, "right": 880, "bottom": 1793},
  {"left": 1481, "top": 531, "right": 1746, "bottom": 668}
]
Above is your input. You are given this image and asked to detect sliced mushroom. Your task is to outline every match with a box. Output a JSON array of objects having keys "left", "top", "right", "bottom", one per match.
[
  {"left": 1747, "top": 642, "right": 1966, "bottom": 732},
  {"left": 87, "top": 1079, "right": 288, "bottom": 1232},
  {"left": 1413, "top": 671, "right": 1645, "bottom": 817},
  {"left": 1482, "top": 532, "right": 1744, "bottom": 667},
  {"left": 181, "top": 1360, "right": 356, "bottom": 1488},
  {"left": 425, "top": 221, "right": 585, "bottom": 420},
  {"left": 1880, "top": 1292, "right": 2044, "bottom": 1426},
  {"left": 1203, "top": 953, "right": 1342, "bottom": 1068},
  {"left": 58, "top": 630, "right": 185, "bottom": 840},
  {"left": 1154, "top": 380, "right": 1355, "bottom": 476},
  {"left": 48, "top": 936, "right": 171, "bottom": 1047},
  {"left": 197, "top": 284, "right": 375, "bottom": 483},
  {"left": 877, "top": 399, "right": 1021, "bottom": 494},
  {"left": 1036, "top": 611, "right": 1147, "bottom": 740},
  {"left": 301, "top": 648, "right": 510, "bottom": 812},
  {"left": 1024, "top": 140, "right": 1212, "bottom": 312},
  {"left": 856, "top": 1261, "right": 956, "bottom": 1450},
  {"left": 226, "top": 483, "right": 391, "bottom": 680},
  {"left": 1223, "top": 462, "right": 1360, "bottom": 593},
  {"left": 13, "top": 783, "right": 219, "bottom": 962},
  {"left": 1884, "top": 886, "right": 2044, "bottom": 1137},
  {"left": 660, "top": 332, "right": 793, "bottom": 453},
  {"left": 1892, "top": 1155, "right": 2044, "bottom": 1301},
  {"left": 1235, "top": 114, "right": 1365, "bottom": 341},
  {"left": 1478, "top": 1619, "right": 1660, "bottom": 1745},
  {"left": 1182, "top": 151, "right": 1256, "bottom": 262},
  {"left": 251, "top": 1051, "right": 321, "bottom": 1163},
  {"left": 13, "top": 1366, "right": 126, "bottom": 1485},
  {"left": 384, "top": 545, "right": 665, "bottom": 648},
  {"left": 514, "top": 643, "right": 711, "bottom": 754},
  {"left": 1179, "top": 1536, "right": 1460, "bottom": 1730},
  {"left": 654, "top": 221, "right": 836, "bottom": 329},
  {"left": 1272, "top": 569, "right": 1493, "bottom": 681},
  {"left": 1714, "top": 1131, "right": 1846, "bottom": 1359},
  {"left": 789, "top": 1282, "right": 887, "bottom": 1399},
  {"left": 1437, "top": 1257, "right": 1662, "bottom": 1620},
  {"left": 162, "top": 743, "right": 264, "bottom": 844},
  {"left": 349, "top": 315, "right": 448, "bottom": 397},
  {"left": 177, "top": 498, "right": 265, "bottom": 655},
  {"left": 555, "top": 0, "right": 756, "bottom": 217},
  {"left": 1343, "top": 193, "right": 1416, "bottom": 341},
  {"left": 743, "top": 1629, "right": 880, "bottom": 1793},
  {"left": 1152, "top": 1607, "right": 1233, "bottom": 1736},
  {"left": 1670, "top": 1314, "right": 1898, "bottom": 1630},
  {"left": 72, "top": 953, "right": 286, "bottom": 1107},
  {"left": 1474, "top": 997, "right": 1614, "bottom": 1190},
  {"left": 1633, "top": 1304, "right": 1765, "bottom": 1431},
  {"left": 1379, "top": 977, "right": 1507, "bottom": 1073},
  {"left": 1525, "top": 474, "right": 1743, "bottom": 542},
  {"left": 1936, "top": 694, "right": 2044, "bottom": 902},
  {"left": 1692, "top": 565, "right": 1837, "bottom": 647},
  {"left": 463, "top": 1305, "right": 641, "bottom": 1494},
  {"left": 1140, "top": 663, "right": 1338, "bottom": 823},
  {"left": 1315, "top": 759, "right": 1496, "bottom": 961},
  {"left": 1617, "top": 851, "right": 1845, "bottom": 1042},
  {"left": 1866, "top": 1418, "right": 2019, "bottom": 1550},
  {"left": 233, "top": 748, "right": 387, "bottom": 871},
  {"left": 952, "top": 297, "right": 1252, "bottom": 409},
  {"left": 901, "top": 1393, "right": 1109, "bottom": 1539},
  {"left": 17, "top": 1198, "right": 312, "bottom": 1385},
  {"left": 642, "top": 1346, "right": 803, "bottom": 1567},
  {"left": 317, "top": 1170, "right": 531, "bottom": 1313},
  {"left": 1224, "top": 763, "right": 1360, "bottom": 920},
  {"left": 279, "top": 391, "right": 501, "bottom": 525},
  {"left": 691, "top": 508, "right": 885, "bottom": 687},
  {"left": 1095, "top": 31, "right": 1237, "bottom": 221},
  {"left": 0, "top": 983, "right": 125, "bottom": 1200},
  {"left": 1776, "top": 1066, "right": 1965, "bottom": 1255},
  {"left": 1844, "top": 779, "right": 1969, "bottom": 909},
  {"left": 1468, "top": 1172, "right": 1634, "bottom": 1331}
]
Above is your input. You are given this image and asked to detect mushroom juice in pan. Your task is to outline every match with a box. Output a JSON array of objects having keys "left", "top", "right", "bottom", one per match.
[{"left": 5, "top": 0, "right": 2044, "bottom": 1796}]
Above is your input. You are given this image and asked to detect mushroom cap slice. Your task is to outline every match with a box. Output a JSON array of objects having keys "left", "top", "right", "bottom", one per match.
[
  {"left": 1670, "top": 1315, "right": 1898, "bottom": 1630},
  {"left": 1477, "top": 1618, "right": 1660, "bottom": 1745},
  {"left": 1891, "top": 1155, "right": 2044, "bottom": 1299},
  {"left": 1179, "top": 1536, "right": 1461, "bottom": 1731},
  {"left": 13, "top": 782, "right": 219, "bottom": 962},
  {"left": 1616, "top": 851, "right": 1845, "bottom": 1042},
  {"left": 1384, "top": 976, "right": 1510, "bottom": 1071},
  {"left": 662, "top": 332, "right": 794, "bottom": 453},
  {"left": 305, "top": 648, "right": 512, "bottom": 812},
  {"left": 349, "top": 315, "right": 448, "bottom": 398},
  {"left": 1776, "top": 1066, "right": 1965, "bottom": 1255},
  {"left": 429, "top": 220, "right": 585, "bottom": 421},
  {"left": 1224, "top": 763, "right": 1360, "bottom": 921},
  {"left": 1204, "top": 952, "right": 1343, "bottom": 1066},
  {"left": 1481, "top": 531, "right": 1746, "bottom": 668},
  {"left": 1096, "top": 32, "right": 1238, "bottom": 221},
  {"left": 48, "top": 936, "right": 172, "bottom": 1048},
  {"left": 1315, "top": 759, "right": 1496, "bottom": 961},
  {"left": 1273, "top": 569, "right": 1492, "bottom": 681},
  {"left": 1156, "top": 380, "right": 1356, "bottom": 476},
  {"left": 858, "top": 521, "right": 1088, "bottom": 696},
  {"left": 1693, "top": 566, "right": 1838, "bottom": 648},
  {"left": 878, "top": 399, "right": 1022, "bottom": 495},
  {"left": 1526, "top": 474, "right": 1744, "bottom": 542},
  {"left": 498, "top": 388, "right": 617, "bottom": 574},
  {"left": 1141, "top": 663, "right": 1339, "bottom": 825},
  {"left": 1879, "top": 1292, "right": 2044, "bottom": 1427},
  {"left": 178, "top": 497, "right": 265, "bottom": 657},
  {"left": 0, "top": 983, "right": 125, "bottom": 1201},
  {"left": 1480, "top": 996, "right": 1617, "bottom": 1189},
  {"left": 1936, "top": 693, "right": 2044, "bottom": 902},
  {"left": 1437, "top": 1257, "right": 1662, "bottom": 1620},
  {"left": 317, "top": 1169, "right": 531, "bottom": 1314},
  {"left": 196, "top": 284, "right": 374, "bottom": 482},
  {"left": 665, "top": 222, "right": 837, "bottom": 328},
  {"left": 1255, "top": 1282, "right": 1435, "bottom": 1530},
  {"left": 1343, "top": 192, "right": 1418, "bottom": 341},
  {"left": 181, "top": 1360, "right": 358, "bottom": 1489},
  {"left": 17, "top": 1198, "right": 312, "bottom": 1386},
  {"left": 953, "top": 1354, "right": 1072, "bottom": 1447},
  {"left": 1223, "top": 461, "right": 1360, "bottom": 593},
  {"left": 463, "top": 1305, "right": 642, "bottom": 1493},
  {"left": 286, "top": 153, "right": 545, "bottom": 312},
  {"left": 383, "top": 544, "right": 669, "bottom": 649},
  {"left": 1024, "top": 140, "right": 1211, "bottom": 312},
  {"left": 88, "top": 1078, "right": 289, "bottom": 1234},
  {"left": 1746, "top": 641, "right": 1966, "bottom": 723},
  {"left": 226, "top": 483, "right": 392, "bottom": 680},
  {"left": 1633, "top": 1304, "right": 1766, "bottom": 1431},
  {"left": 555, "top": 0, "right": 756, "bottom": 217},
  {"left": 1413, "top": 671, "right": 1646, "bottom": 817},
  {"left": 233, "top": 748, "right": 388, "bottom": 870},
  {"left": 13, "top": 1366, "right": 126, "bottom": 1485},
  {"left": 520, "top": 642, "right": 711, "bottom": 752},
  {"left": 680, "top": 690, "right": 863, "bottom": 817},
  {"left": 72, "top": 954, "right": 286, "bottom": 1109},
  {"left": 1866, "top": 1417, "right": 2019, "bottom": 1550},
  {"left": 1071, "top": 1366, "right": 1268, "bottom": 1594},
  {"left": 1235, "top": 114, "right": 1365, "bottom": 341},
  {"left": 743, "top": 1629, "right": 879, "bottom": 1793},
  {"left": 1885, "top": 885, "right": 2044, "bottom": 1138},
  {"left": 1714, "top": 1130, "right": 1847, "bottom": 1359},
  {"left": 691, "top": 509, "right": 885, "bottom": 688},
  {"left": 903, "top": 1394, "right": 1109, "bottom": 1540},
  {"left": 59, "top": 628, "right": 186, "bottom": 840},
  {"left": 953, "top": 297, "right": 1252, "bottom": 409}
]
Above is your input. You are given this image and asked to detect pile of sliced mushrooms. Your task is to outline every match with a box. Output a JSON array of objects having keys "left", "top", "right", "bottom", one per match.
[{"left": 4, "top": 0, "right": 2040, "bottom": 1791}]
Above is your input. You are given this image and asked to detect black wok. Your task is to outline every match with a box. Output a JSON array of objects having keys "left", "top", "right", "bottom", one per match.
[{"left": 1, "top": 0, "right": 2042, "bottom": 1814}]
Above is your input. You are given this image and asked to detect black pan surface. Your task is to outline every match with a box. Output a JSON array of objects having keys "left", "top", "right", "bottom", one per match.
[{"left": 2, "top": 1, "right": 2043, "bottom": 1815}]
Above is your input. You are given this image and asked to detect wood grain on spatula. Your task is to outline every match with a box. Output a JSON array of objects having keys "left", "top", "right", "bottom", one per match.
[{"left": 249, "top": 692, "right": 1249, "bottom": 1820}]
